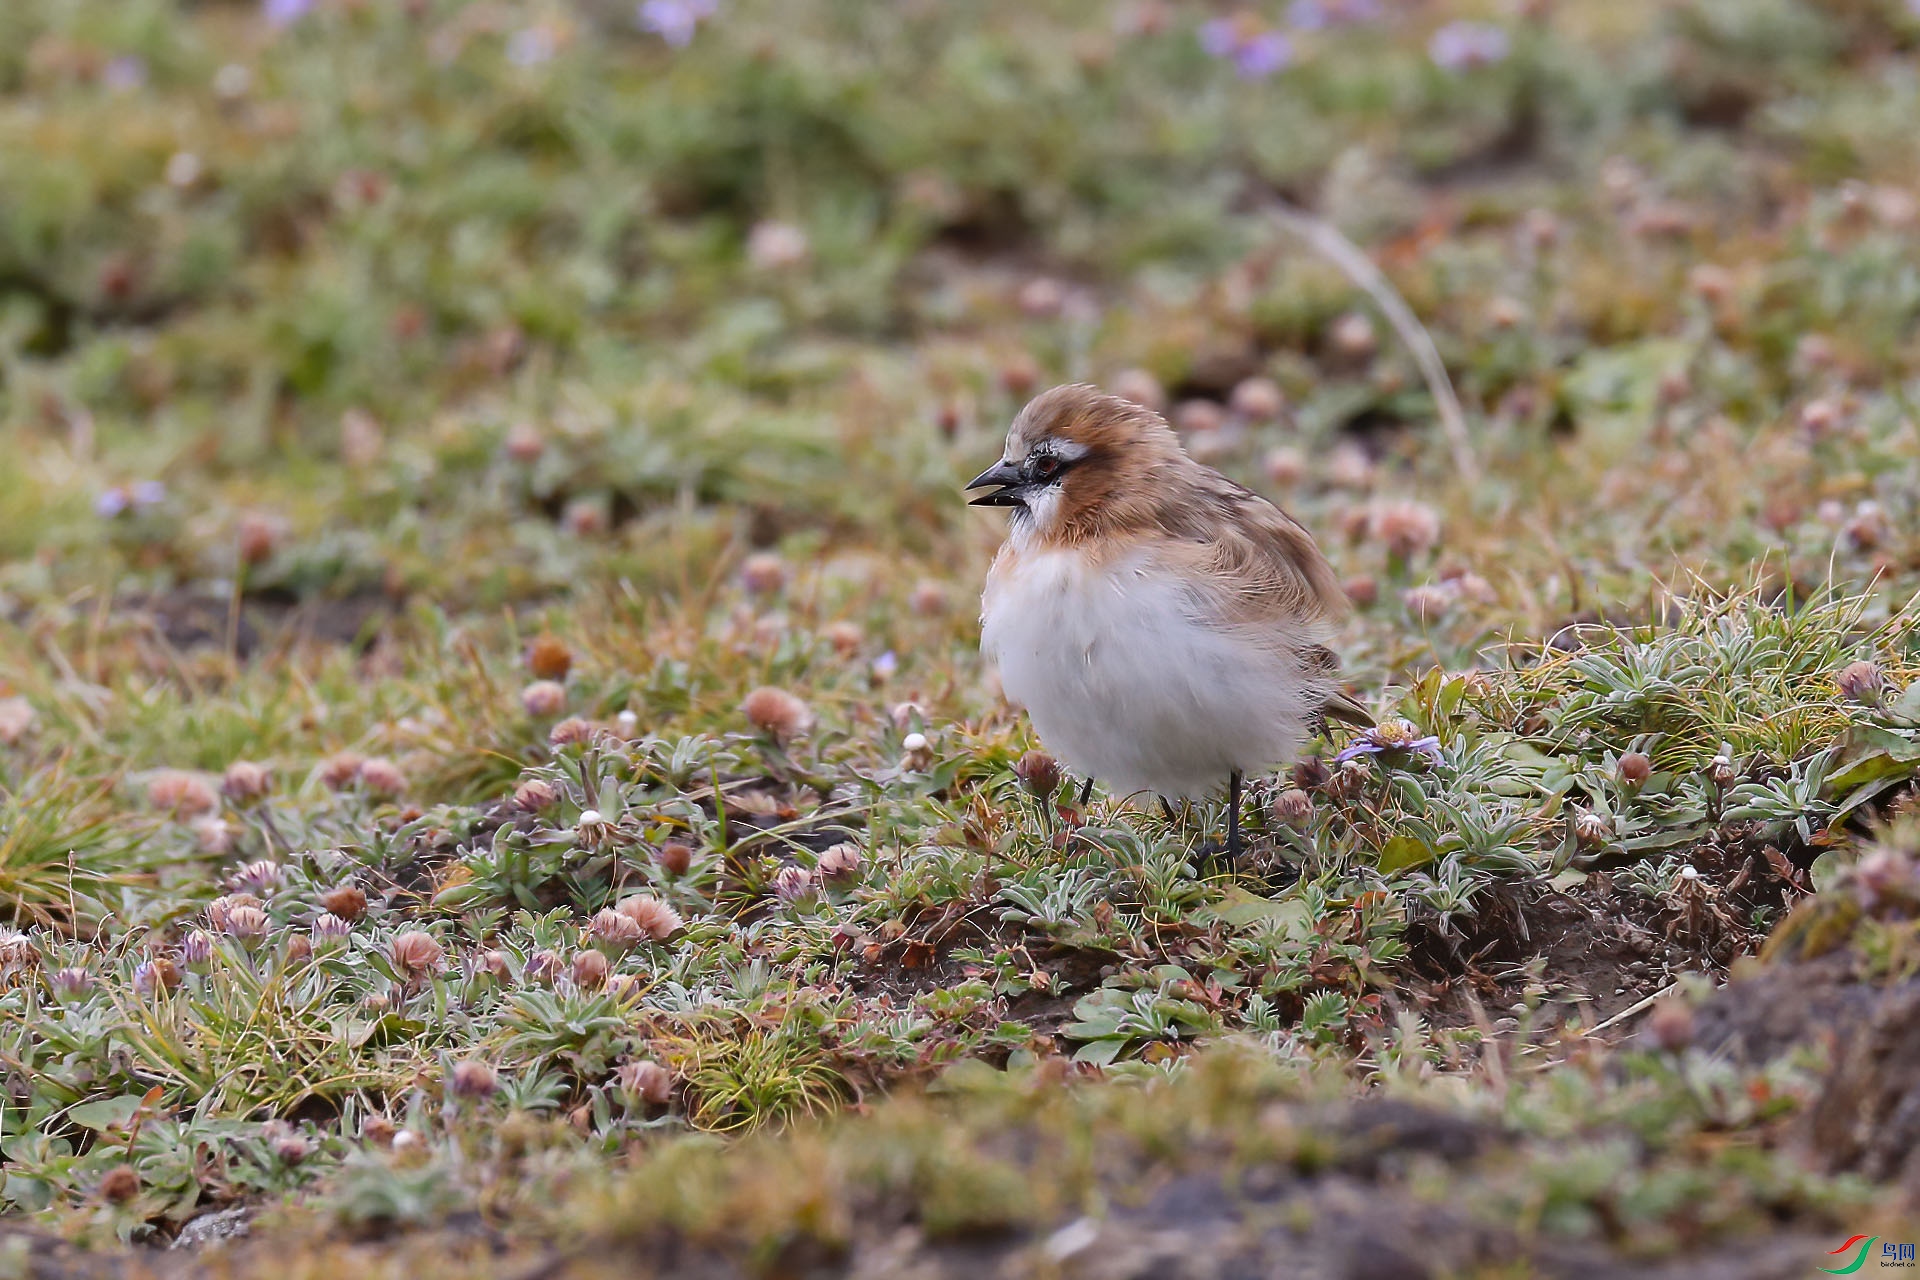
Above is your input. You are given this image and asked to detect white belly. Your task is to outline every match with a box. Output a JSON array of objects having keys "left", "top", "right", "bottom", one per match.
[{"left": 981, "top": 547, "right": 1326, "bottom": 799}]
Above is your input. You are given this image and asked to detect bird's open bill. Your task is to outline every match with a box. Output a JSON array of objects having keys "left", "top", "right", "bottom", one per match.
[{"left": 965, "top": 459, "right": 1025, "bottom": 506}]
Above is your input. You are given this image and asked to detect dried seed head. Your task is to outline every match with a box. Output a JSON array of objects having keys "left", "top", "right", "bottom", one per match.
[
  {"left": 656, "top": 840, "right": 693, "bottom": 876},
  {"left": 1017, "top": 275, "right": 1066, "bottom": 318},
  {"left": 1325, "top": 443, "right": 1376, "bottom": 490},
  {"left": 320, "top": 752, "right": 366, "bottom": 790},
  {"left": 1573, "top": 809, "right": 1611, "bottom": 847},
  {"left": 222, "top": 905, "right": 270, "bottom": 944},
  {"left": 1685, "top": 262, "right": 1733, "bottom": 303},
  {"left": 391, "top": 930, "right": 445, "bottom": 978},
  {"left": 998, "top": 353, "right": 1041, "bottom": 397},
  {"left": 0, "top": 697, "right": 35, "bottom": 745},
  {"left": 272, "top": 1133, "right": 309, "bottom": 1165},
  {"left": 889, "top": 701, "right": 927, "bottom": 733},
  {"left": 230, "top": 859, "right": 282, "bottom": 894},
  {"left": 449, "top": 1060, "right": 498, "bottom": 1100},
  {"left": 824, "top": 620, "right": 863, "bottom": 657},
  {"left": 206, "top": 893, "right": 261, "bottom": 932},
  {"left": 817, "top": 842, "right": 863, "bottom": 881},
  {"left": 51, "top": 966, "right": 94, "bottom": 1001},
  {"left": 576, "top": 809, "right": 610, "bottom": 842},
  {"left": 1014, "top": 751, "right": 1062, "bottom": 802},
  {"left": 1111, "top": 368, "right": 1167, "bottom": 412},
  {"left": 747, "top": 220, "right": 810, "bottom": 270},
  {"left": 1174, "top": 399, "right": 1224, "bottom": 435},
  {"left": 909, "top": 579, "right": 947, "bottom": 616},
  {"left": 773, "top": 865, "right": 816, "bottom": 905},
  {"left": 1799, "top": 399, "right": 1840, "bottom": 437},
  {"left": 504, "top": 421, "right": 544, "bottom": 463},
  {"left": 742, "top": 686, "right": 813, "bottom": 741},
  {"left": 1229, "top": 376, "right": 1284, "bottom": 421},
  {"left": 510, "top": 775, "right": 560, "bottom": 817},
  {"left": 1367, "top": 499, "right": 1441, "bottom": 559},
  {"left": 1708, "top": 755, "right": 1736, "bottom": 788},
  {"left": 526, "top": 949, "right": 566, "bottom": 985},
  {"left": 607, "top": 972, "right": 645, "bottom": 1001},
  {"left": 98, "top": 1165, "right": 141, "bottom": 1205},
  {"left": 192, "top": 817, "right": 236, "bottom": 856},
  {"left": 1403, "top": 584, "right": 1452, "bottom": 624},
  {"left": 1645, "top": 998, "right": 1695, "bottom": 1053},
  {"left": 479, "top": 949, "right": 513, "bottom": 983},
  {"left": 1617, "top": 752, "right": 1653, "bottom": 786},
  {"left": 902, "top": 732, "right": 933, "bottom": 770},
  {"left": 1485, "top": 295, "right": 1525, "bottom": 330},
  {"left": 589, "top": 908, "right": 643, "bottom": 951},
  {"left": 1838, "top": 660, "right": 1885, "bottom": 703},
  {"left": 148, "top": 770, "right": 217, "bottom": 818},
  {"left": 570, "top": 949, "right": 610, "bottom": 989},
  {"left": 1291, "top": 757, "right": 1331, "bottom": 791},
  {"left": 222, "top": 760, "right": 271, "bottom": 803},
  {"left": 1343, "top": 575, "right": 1379, "bottom": 608},
  {"left": 526, "top": 635, "right": 573, "bottom": 680},
  {"left": 320, "top": 884, "right": 369, "bottom": 922},
  {"left": 615, "top": 894, "right": 685, "bottom": 941},
  {"left": 1262, "top": 446, "right": 1306, "bottom": 488},
  {"left": 740, "top": 552, "right": 788, "bottom": 595},
  {"left": 135, "top": 957, "right": 181, "bottom": 997},
  {"left": 362, "top": 1116, "right": 397, "bottom": 1147},
  {"left": 1845, "top": 501, "right": 1890, "bottom": 551},
  {"left": 548, "top": 717, "right": 597, "bottom": 748},
  {"left": 0, "top": 933, "right": 33, "bottom": 982},
  {"left": 617, "top": 1059, "right": 674, "bottom": 1107},
  {"left": 312, "top": 913, "right": 352, "bottom": 951},
  {"left": 520, "top": 680, "right": 567, "bottom": 718},
  {"left": 1329, "top": 311, "right": 1377, "bottom": 359},
  {"left": 358, "top": 757, "right": 406, "bottom": 798},
  {"left": 180, "top": 929, "right": 216, "bottom": 970},
  {"left": 283, "top": 933, "right": 312, "bottom": 965},
  {"left": 1272, "top": 788, "right": 1314, "bottom": 829}
]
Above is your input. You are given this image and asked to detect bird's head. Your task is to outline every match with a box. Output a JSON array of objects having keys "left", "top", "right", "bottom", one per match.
[{"left": 965, "top": 384, "right": 1185, "bottom": 543}]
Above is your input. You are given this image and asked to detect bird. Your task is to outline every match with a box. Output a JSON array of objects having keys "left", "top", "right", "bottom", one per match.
[{"left": 968, "top": 383, "right": 1370, "bottom": 860}]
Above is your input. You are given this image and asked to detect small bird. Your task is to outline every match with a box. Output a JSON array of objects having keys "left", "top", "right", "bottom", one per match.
[{"left": 969, "top": 383, "right": 1369, "bottom": 859}]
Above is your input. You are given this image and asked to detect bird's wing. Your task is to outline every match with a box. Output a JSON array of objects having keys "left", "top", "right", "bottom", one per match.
[{"left": 1179, "top": 478, "right": 1350, "bottom": 629}]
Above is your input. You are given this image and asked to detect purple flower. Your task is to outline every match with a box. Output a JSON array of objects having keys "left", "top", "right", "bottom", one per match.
[
  {"left": 1198, "top": 18, "right": 1240, "bottom": 57},
  {"left": 1288, "top": 1, "right": 1329, "bottom": 31},
  {"left": 638, "top": 0, "right": 717, "bottom": 48},
  {"left": 131, "top": 480, "right": 167, "bottom": 507},
  {"left": 1334, "top": 720, "right": 1444, "bottom": 766},
  {"left": 1199, "top": 17, "right": 1294, "bottom": 79},
  {"left": 262, "top": 0, "right": 314, "bottom": 29},
  {"left": 95, "top": 488, "right": 130, "bottom": 519},
  {"left": 1234, "top": 30, "right": 1294, "bottom": 77},
  {"left": 871, "top": 650, "right": 898, "bottom": 679},
  {"left": 507, "top": 27, "right": 557, "bottom": 66},
  {"left": 103, "top": 57, "right": 148, "bottom": 93},
  {"left": 1429, "top": 21, "right": 1510, "bottom": 72}
]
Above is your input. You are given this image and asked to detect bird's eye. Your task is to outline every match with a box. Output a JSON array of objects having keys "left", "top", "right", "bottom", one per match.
[{"left": 1030, "top": 454, "right": 1063, "bottom": 482}]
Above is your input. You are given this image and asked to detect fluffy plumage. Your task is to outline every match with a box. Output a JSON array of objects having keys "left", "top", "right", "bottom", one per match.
[{"left": 971, "top": 383, "right": 1365, "bottom": 801}]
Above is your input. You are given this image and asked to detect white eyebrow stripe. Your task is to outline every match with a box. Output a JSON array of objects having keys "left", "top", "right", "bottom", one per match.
[{"left": 1043, "top": 440, "right": 1090, "bottom": 461}]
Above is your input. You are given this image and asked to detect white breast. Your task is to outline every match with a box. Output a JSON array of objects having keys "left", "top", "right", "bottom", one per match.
[{"left": 980, "top": 545, "right": 1330, "bottom": 799}]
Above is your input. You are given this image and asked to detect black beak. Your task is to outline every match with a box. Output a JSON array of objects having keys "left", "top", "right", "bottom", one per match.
[{"left": 965, "top": 459, "right": 1025, "bottom": 507}]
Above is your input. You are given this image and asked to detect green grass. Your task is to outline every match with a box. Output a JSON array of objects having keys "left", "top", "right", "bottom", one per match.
[{"left": 3, "top": 0, "right": 1920, "bottom": 1266}]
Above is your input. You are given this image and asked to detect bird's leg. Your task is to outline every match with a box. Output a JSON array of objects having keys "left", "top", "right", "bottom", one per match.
[
  {"left": 1079, "top": 776, "right": 1095, "bottom": 808},
  {"left": 1227, "top": 770, "right": 1244, "bottom": 863}
]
